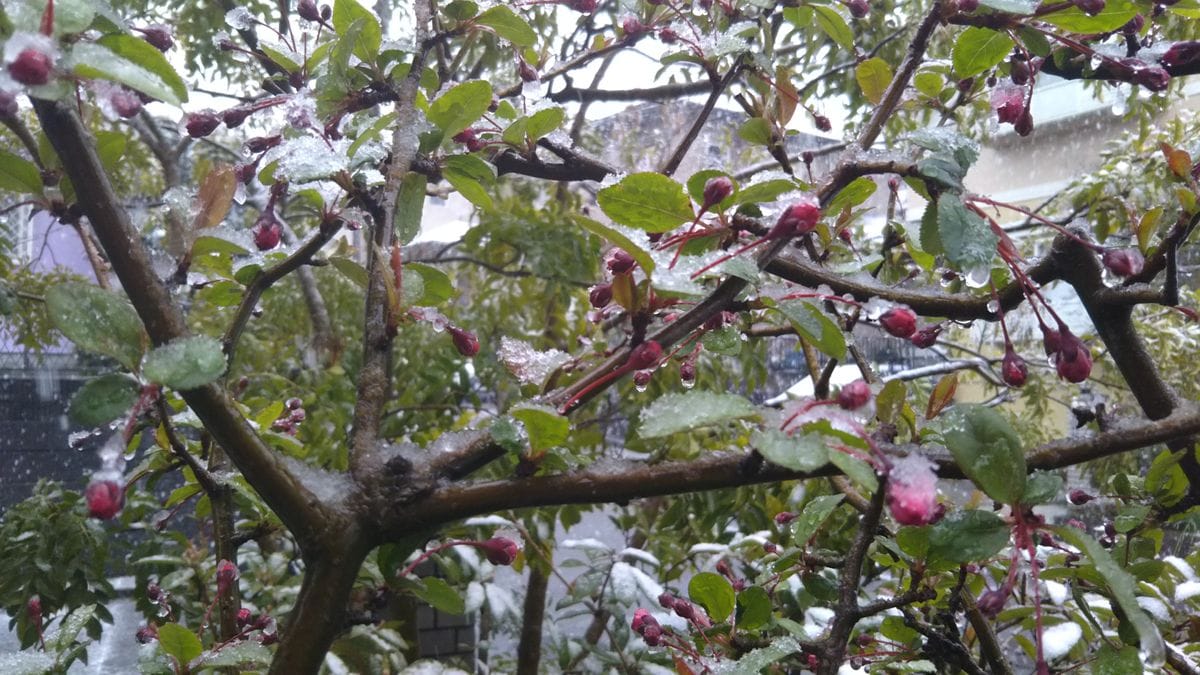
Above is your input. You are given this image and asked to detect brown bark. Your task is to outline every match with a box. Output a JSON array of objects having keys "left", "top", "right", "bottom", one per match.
[{"left": 515, "top": 564, "right": 550, "bottom": 675}]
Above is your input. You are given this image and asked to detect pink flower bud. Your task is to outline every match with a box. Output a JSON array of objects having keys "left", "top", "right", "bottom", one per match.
[
  {"left": 629, "top": 341, "right": 663, "bottom": 370},
  {"left": 657, "top": 592, "right": 677, "bottom": 609},
  {"left": 1102, "top": 248, "right": 1144, "bottom": 277},
  {"left": 837, "top": 379, "right": 872, "bottom": 410},
  {"left": 847, "top": 0, "right": 869, "bottom": 18},
  {"left": 772, "top": 199, "right": 822, "bottom": 237},
  {"left": 879, "top": 307, "right": 917, "bottom": 338},
  {"left": 679, "top": 360, "right": 697, "bottom": 387},
  {"left": 774, "top": 511, "right": 797, "bottom": 525},
  {"left": 85, "top": 479, "right": 124, "bottom": 520},
  {"left": 631, "top": 608, "right": 657, "bottom": 633},
  {"left": 886, "top": 453, "right": 939, "bottom": 526},
  {"left": 109, "top": 87, "right": 143, "bottom": 119},
  {"left": 1054, "top": 332, "right": 1092, "bottom": 383},
  {"left": 633, "top": 370, "right": 652, "bottom": 389},
  {"left": 448, "top": 325, "right": 481, "bottom": 357},
  {"left": 26, "top": 596, "right": 41, "bottom": 623},
  {"left": 814, "top": 114, "right": 832, "bottom": 132},
  {"left": 8, "top": 48, "right": 53, "bottom": 86},
  {"left": 216, "top": 559, "right": 239, "bottom": 595},
  {"left": 621, "top": 16, "right": 647, "bottom": 38},
  {"left": 606, "top": 248, "right": 637, "bottom": 274},
  {"left": 479, "top": 536, "right": 519, "bottom": 565},
  {"left": 991, "top": 85, "right": 1025, "bottom": 126},
  {"left": 237, "top": 608, "right": 253, "bottom": 627},
  {"left": 1001, "top": 349, "right": 1027, "bottom": 387},
  {"left": 452, "top": 128, "right": 485, "bottom": 152},
  {"left": 588, "top": 283, "right": 613, "bottom": 308},
  {"left": 185, "top": 111, "right": 222, "bottom": 138},
  {"left": 1068, "top": 489, "right": 1093, "bottom": 505},
  {"left": 658, "top": 27, "right": 678, "bottom": 44},
  {"left": 702, "top": 176, "right": 734, "bottom": 209}
]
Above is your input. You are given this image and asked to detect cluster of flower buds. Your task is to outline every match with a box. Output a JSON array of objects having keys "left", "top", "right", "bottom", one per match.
[
  {"left": 630, "top": 608, "right": 664, "bottom": 645},
  {"left": 272, "top": 397, "right": 307, "bottom": 435},
  {"left": 297, "top": 0, "right": 332, "bottom": 24},
  {"left": 1042, "top": 323, "right": 1092, "bottom": 383}
]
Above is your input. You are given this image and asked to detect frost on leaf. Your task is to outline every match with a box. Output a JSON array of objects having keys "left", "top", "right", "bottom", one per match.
[{"left": 498, "top": 336, "right": 570, "bottom": 386}]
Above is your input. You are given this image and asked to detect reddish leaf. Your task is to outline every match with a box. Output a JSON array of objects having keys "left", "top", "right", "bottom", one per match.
[
  {"left": 925, "top": 372, "right": 958, "bottom": 420},
  {"left": 1161, "top": 142, "right": 1193, "bottom": 180}
]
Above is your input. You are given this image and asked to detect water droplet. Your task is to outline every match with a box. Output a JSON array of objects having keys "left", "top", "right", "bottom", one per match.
[
  {"left": 986, "top": 299, "right": 1000, "bottom": 314},
  {"left": 964, "top": 264, "right": 990, "bottom": 289},
  {"left": 680, "top": 377, "right": 695, "bottom": 390}
]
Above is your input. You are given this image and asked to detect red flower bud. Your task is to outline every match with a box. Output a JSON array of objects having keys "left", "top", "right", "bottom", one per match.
[
  {"left": 976, "top": 587, "right": 1008, "bottom": 618},
  {"left": 631, "top": 607, "right": 659, "bottom": 634},
  {"left": 992, "top": 85, "right": 1025, "bottom": 126},
  {"left": 297, "top": 0, "right": 322, "bottom": 22},
  {"left": 216, "top": 559, "right": 239, "bottom": 595},
  {"left": 245, "top": 135, "right": 282, "bottom": 154},
  {"left": 910, "top": 324, "right": 942, "bottom": 348},
  {"left": 1068, "top": 488, "right": 1093, "bottom": 505},
  {"left": 658, "top": 27, "right": 678, "bottom": 44},
  {"left": 1162, "top": 41, "right": 1200, "bottom": 69},
  {"left": 658, "top": 592, "right": 677, "bottom": 609},
  {"left": 837, "top": 379, "right": 872, "bottom": 410},
  {"left": 109, "top": 87, "right": 143, "bottom": 119},
  {"left": 146, "top": 582, "right": 162, "bottom": 601},
  {"left": 606, "top": 248, "right": 637, "bottom": 274},
  {"left": 479, "top": 536, "right": 519, "bottom": 565},
  {"left": 136, "top": 624, "right": 158, "bottom": 644},
  {"left": 879, "top": 307, "right": 917, "bottom": 338},
  {"left": 185, "top": 111, "right": 222, "bottom": 138},
  {"left": 629, "top": 341, "right": 663, "bottom": 370},
  {"left": 813, "top": 114, "right": 832, "bottom": 132},
  {"left": 633, "top": 370, "right": 652, "bottom": 389},
  {"left": 679, "top": 360, "right": 697, "bottom": 388},
  {"left": 621, "top": 16, "right": 647, "bottom": 38},
  {"left": 253, "top": 217, "right": 282, "bottom": 251},
  {"left": 518, "top": 60, "right": 538, "bottom": 83},
  {"left": 223, "top": 106, "right": 253, "bottom": 128},
  {"left": 1102, "top": 248, "right": 1144, "bottom": 277},
  {"left": 8, "top": 48, "right": 53, "bottom": 86},
  {"left": 237, "top": 608, "right": 253, "bottom": 627},
  {"left": 772, "top": 200, "right": 822, "bottom": 238},
  {"left": 702, "top": 176, "right": 734, "bottom": 209},
  {"left": 847, "top": 0, "right": 869, "bottom": 18},
  {"left": 1001, "top": 348, "right": 1027, "bottom": 387},
  {"left": 567, "top": 0, "right": 598, "bottom": 11},
  {"left": 1123, "top": 59, "right": 1170, "bottom": 91},
  {"left": 886, "top": 453, "right": 939, "bottom": 526},
  {"left": 85, "top": 479, "right": 124, "bottom": 520},
  {"left": 958, "top": 0, "right": 980, "bottom": 11},
  {"left": 26, "top": 596, "right": 41, "bottom": 622},
  {"left": 1054, "top": 332, "right": 1092, "bottom": 383},
  {"left": 1041, "top": 326, "right": 1062, "bottom": 356},
  {"left": 774, "top": 511, "right": 797, "bottom": 525},
  {"left": 448, "top": 325, "right": 481, "bottom": 357},
  {"left": 1014, "top": 109, "right": 1034, "bottom": 137},
  {"left": 136, "top": 25, "right": 174, "bottom": 52},
  {"left": 588, "top": 283, "right": 613, "bottom": 308}
]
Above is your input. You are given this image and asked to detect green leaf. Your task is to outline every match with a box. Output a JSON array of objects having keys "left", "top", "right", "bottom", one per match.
[
  {"left": 348, "top": 111, "right": 398, "bottom": 158},
  {"left": 775, "top": 300, "right": 846, "bottom": 360},
  {"left": 917, "top": 155, "right": 967, "bottom": 192},
  {"left": 875, "top": 379, "right": 907, "bottom": 425},
  {"left": 737, "top": 117, "right": 774, "bottom": 146},
  {"left": 919, "top": 199, "right": 943, "bottom": 254},
  {"left": 689, "top": 572, "right": 736, "bottom": 622},
  {"left": 855, "top": 57, "right": 893, "bottom": 105},
  {"left": 490, "top": 416, "right": 527, "bottom": 453},
  {"left": 50, "top": 604, "right": 96, "bottom": 651},
  {"left": 444, "top": 153, "right": 496, "bottom": 210},
  {"left": 701, "top": 325, "right": 743, "bottom": 355},
  {"left": 405, "top": 263, "right": 455, "bottom": 305},
  {"left": 71, "top": 34, "right": 188, "bottom": 106},
  {"left": 928, "top": 510, "right": 1010, "bottom": 563},
  {"left": 639, "top": 391, "right": 759, "bottom": 439},
  {"left": 825, "top": 176, "right": 878, "bottom": 214},
  {"left": 791, "top": 495, "right": 845, "bottom": 544},
  {"left": 572, "top": 216, "right": 655, "bottom": 275},
  {"left": 511, "top": 403, "right": 570, "bottom": 451},
  {"left": 192, "top": 641, "right": 273, "bottom": 668},
  {"left": 751, "top": 428, "right": 829, "bottom": 472},
  {"left": 427, "top": 80, "right": 493, "bottom": 139},
  {"left": 913, "top": 71, "right": 945, "bottom": 99},
  {"left": 896, "top": 526, "right": 930, "bottom": 559},
  {"left": 395, "top": 172, "right": 427, "bottom": 244},
  {"left": 727, "top": 637, "right": 804, "bottom": 674},
  {"left": 411, "top": 577, "right": 466, "bottom": 614},
  {"left": 1114, "top": 504, "right": 1151, "bottom": 533},
  {"left": 330, "top": 256, "right": 369, "bottom": 289},
  {"left": 952, "top": 27, "right": 1015, "bottom": 78},
  {"left": 828, "top": 450, "right": 878, "bottom": 492},
  {"left": 937, "top": 196, "right": 997, "bottom": 270},
  {"left": 444, "top": 1, "right": 479, "bottom": 21},
  {"left": 942, "top": 405, "right": 1025, "bottom": 503},
  {"left": 812, "top": 5, "right": 854, "bottom": 50},
  {"left": 597, "top": 173, "right": 695, "bottom": 233},
  {"left": 1051, "top": 526, "right": 1165, "bottom": 667},
  {"left": 142, "top": 336, "right": 227, "bottom": 390},
  {"left": 68, "top": 373, "right": 139, "bottom": 426},
  {"left": 1022, "top": 471, "right": 1064, "bottom": 505},
  {"left": 475, "top": 5, "right": 537, "bottom": 46},
  {"left": 333, "top": 0, "right": 382, "bottom": 62},
  {"left": 1091, "top": 643, "right": 1143, "bottom": 675},
  {"left": 46, "top": 282, "right": 146, "bottom": 370},
  {"left": 525, "top": 107, "right": 565, "bottom": 141},
  {"left": 157, "top": 622, "right": 203, "bottom": 664},
  {"left": 0, "top": 149, "right": 43, "bottom": 194},
  {"left": 1042, "top": 0, "right": 1137, "bottom": 32},
  {"left": 735, "top": 179, "right": 797, "bottom": 205},
  {"left": 736, "top": 586, "right": 772, "bottom": 631}
]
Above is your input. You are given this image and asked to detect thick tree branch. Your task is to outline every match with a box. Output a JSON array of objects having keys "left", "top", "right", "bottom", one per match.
[{"left": 31, "top": 98, "right": 329, "bottom": 546}]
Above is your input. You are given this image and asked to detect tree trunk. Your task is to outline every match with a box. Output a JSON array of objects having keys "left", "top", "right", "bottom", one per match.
[{"left": 268, "top": 531, "right": 371, "bottom": 675}]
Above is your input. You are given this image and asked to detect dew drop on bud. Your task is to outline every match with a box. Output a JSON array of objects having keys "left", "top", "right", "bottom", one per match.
[{"left": 633, "top": 369, "right": 652, "bottom": 392}]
